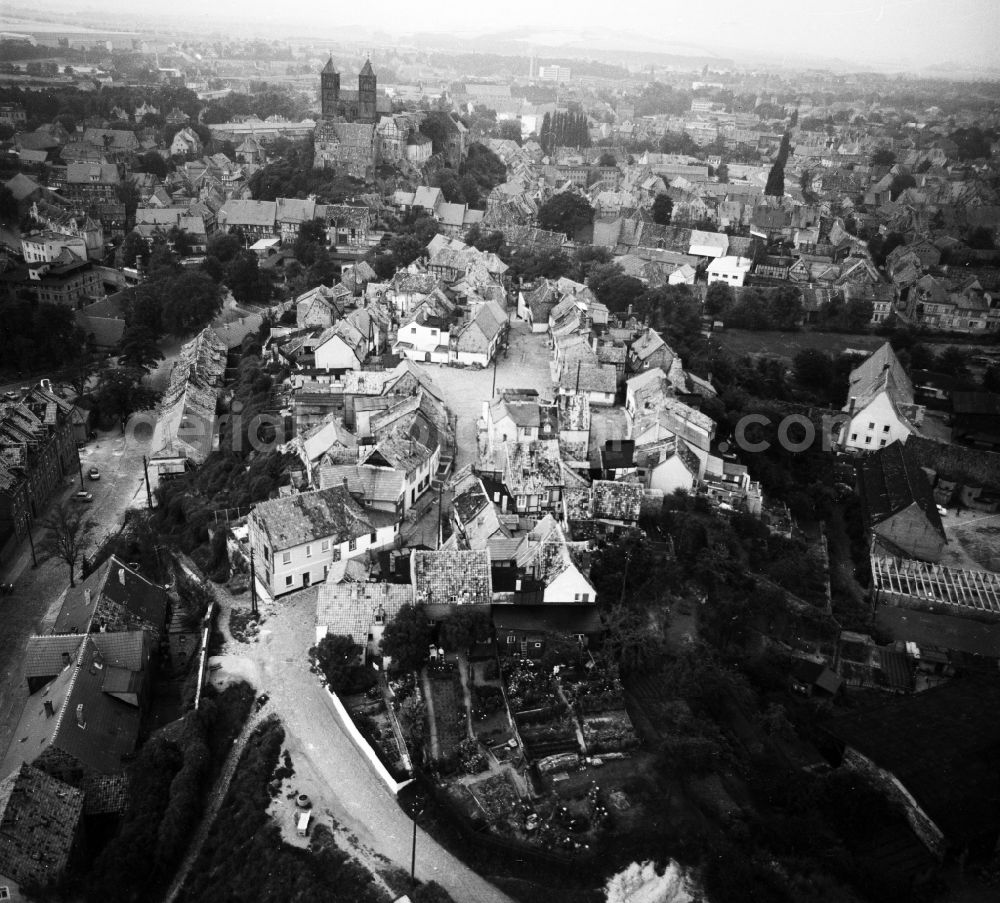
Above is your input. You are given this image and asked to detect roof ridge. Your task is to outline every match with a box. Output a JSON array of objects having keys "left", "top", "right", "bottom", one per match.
[{"left": 51, "top": 635, "right": 90, "bottom": 742}]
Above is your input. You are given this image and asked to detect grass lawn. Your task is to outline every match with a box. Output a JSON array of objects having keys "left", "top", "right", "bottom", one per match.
[
  {"left": 711, "top": 329, "right": 883, "bottom": 363},
  {"left": 428, "top": 674, "right": 466, "bottom": 759},
  {"left": 713, "top": 328, "right": 1000, "bottom": 365}
]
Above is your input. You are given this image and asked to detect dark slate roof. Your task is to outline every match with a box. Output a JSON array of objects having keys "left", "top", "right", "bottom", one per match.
[
  {"left": 825, "top": 677, "right": 1000, "bottom": 848},
  {"left": 0, "top": 763, "right": 83, "bottom": 887},
  {"left": 54, "top": 557, "right": 169, "bottom": 636},
  {"left": 856, "top": 441, "right": 944, "bottom": 539}
]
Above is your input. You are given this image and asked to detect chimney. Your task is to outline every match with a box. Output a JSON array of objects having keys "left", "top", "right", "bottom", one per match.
[
  {"left": 75, "top": 704, "right": 86, "bottom": 729},
  {"left": 848, "top": 396, "right": 856, "bottom": 416},
  {"left": 84, "top": 589, "right": 91, "bottom": 607},
  {"left": 44, "top": 700, "right": 54, "bottom": 717},
  {"left": 118, "top": 568, "right": 125, "bottom": 586},
  {"left": 61, "top": 651, "right": 71, "bottom": 667}
]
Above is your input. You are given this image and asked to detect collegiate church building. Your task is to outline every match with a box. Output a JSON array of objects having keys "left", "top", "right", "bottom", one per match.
[
  {"left": 313, "top": 58, "right": 382, "bottom": 176},
  {"left": 320, "top": 58, "right": 379, "bottom": 124}
]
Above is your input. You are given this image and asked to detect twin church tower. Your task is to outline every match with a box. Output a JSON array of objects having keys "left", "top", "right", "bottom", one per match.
[{"left": 320, "top": 57, "right": 378, "bottom": 124}]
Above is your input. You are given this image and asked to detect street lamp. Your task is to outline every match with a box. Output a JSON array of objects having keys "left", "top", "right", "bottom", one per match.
[{"left": 410, "top": 805, "right": 424, "bottom": 889}]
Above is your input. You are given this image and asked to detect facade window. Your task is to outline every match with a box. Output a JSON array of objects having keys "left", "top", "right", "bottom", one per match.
[
  {"left": 321, "top": 539, "right": 329, "bottom": 552},
  {"left": 865, "top": 437, "right": 871, "bottom": 444},
  {"left": 880, "top": 440, "right": 887, "bottom": 447},
  {"left": 349, "top": 537, "right": 357, "bottom": 551},
  {"left": 370, "top": 531, "right": 377, "bottom": 543},
  {"left": 305, "top": 545, "right": 311, "bottom": 558},
  {"left": 285, "top": 575, "right": 293, "bottom": 587},
  {"left": 883, "top": 425, "right": 890, "bottom": 432},
  {"left": 850, "top": 433, "right": 858, "bottom": 442},
  {"left": 506, "top": 635, "right": 516, "bottom": 644},
  {"left": 282, "top": 551, "right": 291, "bottom": 565}
]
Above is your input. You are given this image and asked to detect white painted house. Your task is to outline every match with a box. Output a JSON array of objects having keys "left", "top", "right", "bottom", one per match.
[
  {"left": 707, "top": 255, "right": 752, "bottom": 287},
  {"left": 248, "top": 485, "right": 398, "bottom": 597},
  {"left": 688, "top": 229, "right": 729, "bottom": 258},
  {"left": 314, "top": 320, "right": 368, "bottom": 370},
  {"left": 393, "top": 306, "right": 451, "bottom": 364},
  {"left": 839, "top": 342, "right": 924, "bottom": 452}
]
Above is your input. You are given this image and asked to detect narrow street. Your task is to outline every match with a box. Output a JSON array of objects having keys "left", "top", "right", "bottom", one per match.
[{"left": 208, "top": 586, "right": 514, "bottom": 903}]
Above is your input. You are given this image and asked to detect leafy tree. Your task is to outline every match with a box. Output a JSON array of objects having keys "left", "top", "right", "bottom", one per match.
[
  {"left": 935, "top": 346, "right": 970, "bottom": 377},
  {"left": 704, "top": 282, "right": 732, "bottom": 317},
  {"left": 381, "top": 604, "right": 432, "bottom": 672},
  {"left": 92, "top": 367, "right": 161, "bottom": 429},
  {"left": 496, "top": 119, "right": 522, "bottom": 144},
  {"left": 413, "top": 881, "right": 457, "bottom": 903},
  {"left": 293, "top": 217, "right": 328, "bottom": 266},
  {"left": 135, "top": 150, "right": 168, "bottom": 179},
  {"left": 537, "top": 192, "right": 594, "bottom": 239},
  {"left": 764, "top": 160, "right": 785, "bottom": 197},
  {"left": 889, "top": 173, "right": 916, "bottom": 200},
  {"left": 119, "top": 326, "right": 165, "bottom": 373},
  {"left": 871, "top": 148, "right": 896, "bottom": 166},
  {"left": 207, "top": 232, "right": 242, "bottom": 264},
  {"left": 0, "top": 185, "right": 18, "bottom": 224},
  {"left": 593, "top": 274, "right": 647, "bottom": 314},
  {"left": 119, "top": 232, "right": 149, "bottom": 268},
  {"left": 651, "top": 192, "right": 673, "bottom": 225},
  {"left": 168, "top": 226, "right": 195, "bottom": 257},
  {"left": 41, "top": 503, "right": 92, "bottom": 587},
  {"left": 793, "top": 349, "right": 832, "bottom": 390},
  {"left": 982, "top": 363, "right": 1000, "bottom": 393},
  {"left": 161, "top": 271, "right": 223, "bottom": 333},
  {"left": 464, "top": 224, "right": 505, "bottom": 254},
  {"left": 440, "top": 608, "right": 491, "bottom": 654},
  {"left": 224, "top": 252, "right": 270, "bottom": 306},
  {"left": 311, "top": 634, "right": 363, "bottom": 694}
]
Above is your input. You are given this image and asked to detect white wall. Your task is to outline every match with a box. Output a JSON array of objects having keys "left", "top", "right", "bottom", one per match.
[{"left": 840, "top": 393, "right": 913, "bottom": 451}]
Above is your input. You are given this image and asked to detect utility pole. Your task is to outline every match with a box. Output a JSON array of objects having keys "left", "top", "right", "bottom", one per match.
[
  {"left": 410, "top": 813, "right": 419, "bottom": 889},
  {"left": 142, "top": 456, "right": 153, "bottom": 509},
  {"left": 249, "top": 547, "right": 259, "bottom": 617},
  {"left": 490, "top": 342, "right": 500, "bottom": 399}
]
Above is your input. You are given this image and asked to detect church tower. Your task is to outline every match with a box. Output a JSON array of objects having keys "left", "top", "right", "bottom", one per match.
[
  {"left": 320, "top": 57, "right": 340, "bottom": 119},
  {"left": 358, "top": 58, "right": 377, "bottom": 123}
]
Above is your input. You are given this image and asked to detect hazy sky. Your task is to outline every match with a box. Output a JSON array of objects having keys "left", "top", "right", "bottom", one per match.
[{"left": 23, "top": 0, "right": 1000, "bottom": 69}]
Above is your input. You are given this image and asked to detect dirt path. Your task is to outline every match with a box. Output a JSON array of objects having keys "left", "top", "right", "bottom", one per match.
[
  {"left": 456, "top": 654, "right": 476, "bottom": 740},
  {"left": 421, "top": 668, "right": 443, "bottom": 761},
  {"left": 206, "top": 581, "right": 514, "bottom": 903},
  {"left": 162, "top": 705, "right": 272, "bottom": 903}
]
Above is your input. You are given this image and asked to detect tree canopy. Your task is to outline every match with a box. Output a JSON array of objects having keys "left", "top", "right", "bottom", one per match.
[{"left": 537, "top": 192, "right": 594, "bottom": 239}]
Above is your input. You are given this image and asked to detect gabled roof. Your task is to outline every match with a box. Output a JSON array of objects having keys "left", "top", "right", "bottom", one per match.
[
  {"left": 54, "top": 556, "right": 169, "bottom": 637},
  {"left": 0, "top": 764, "right": 83, "bottom": 888},
  {"left": 411, "top": 549, "right": 492, "bottom": 605},
  {"left": 856, "top": 441, "right": 945, "bottom": 539},
  {"left": 1, "top": 633, "right": 149, "bottom": 777},
  {"left": 316, "top": 581, "right": 411, "bottom": 648},
  {"left": 846, "top": 342, "right": 914, "bottom": 412},
  {"left": 252, "top": 485, "right": 373, "bottom": 550}
]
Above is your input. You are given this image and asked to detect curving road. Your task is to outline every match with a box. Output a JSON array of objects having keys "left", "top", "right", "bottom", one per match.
[{"left": 210, "top": 587, "right": 513, "bottom": 903}]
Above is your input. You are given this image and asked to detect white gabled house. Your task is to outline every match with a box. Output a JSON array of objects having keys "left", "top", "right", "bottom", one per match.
[{"left": 248, "top": 484, "right": 398, "bottom": 597}]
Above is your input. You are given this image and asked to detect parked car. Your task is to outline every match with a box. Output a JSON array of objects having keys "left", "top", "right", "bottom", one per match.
[
  {"left": 74, "top": 491, "right": 93, "bottom": 503},
  {"left": 88, "top": 467, "right": 100, "bottom": 481}
]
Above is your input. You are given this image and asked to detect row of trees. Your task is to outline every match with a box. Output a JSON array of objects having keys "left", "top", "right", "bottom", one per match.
[{"left": 538, "top": 111, "right": 591, "bottom": 154}]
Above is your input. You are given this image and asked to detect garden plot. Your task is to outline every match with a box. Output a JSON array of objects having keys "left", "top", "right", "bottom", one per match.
[{"left": 427, "top": 666, "right": 468, "bottom": 761}]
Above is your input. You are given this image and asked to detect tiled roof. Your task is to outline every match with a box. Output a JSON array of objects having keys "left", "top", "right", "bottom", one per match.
[
  {"left": 856, "top": 441, "right": 944, "bottom": 539},
  {"left": 316, "top": 581, "right": 412, "bottom": 645},
  {"left": 411, "top": 550, "right": 493, "bottom": 605},
  {"left": 252, "top": 485, "right": 373, "bottom": 551},
  {"left": 1, "top": 633, "right": 147, "bottom": 778},
  {"left": 24, "top": 635, "right": 84, "bottom": 680},
  {"left": 0, "top": 764, "right": 83, "bottom": 887},
  {"left": 319, "top": 463, "right": 406, "bottom": 504}
]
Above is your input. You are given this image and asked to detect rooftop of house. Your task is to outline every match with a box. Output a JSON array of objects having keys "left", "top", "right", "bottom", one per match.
[
  {"left": 252, "top": 485, "right": 374, "bottom": 551},
  {"left": 0, "top": 632, "right": 149, "bottom": 778},
  {"left": 904, "top": 436, "right": 1000, "bottom": 493},
  {"left": 856, "top": 441, "right": 944, "bottom": 539},
  {"left": 53, "top": 556, "right": 169, "bottom": 637},
  {"left": 846, "top": 341, "right": 915, "bottom": 412},
  {"left": 411, "top": 549, "right": 493, "bottom": 605},
  {"left": 825, "top": 676, "right": 1000, "bottom": 848},
  {"left": 491, "top": 604, "right": 602, "bottom": 635},
  {"left": 315, "top": 580, "right": 412, "bottom": 646},
  {"left": 0, "top": 763, "right": 84, "bottom": 889}
]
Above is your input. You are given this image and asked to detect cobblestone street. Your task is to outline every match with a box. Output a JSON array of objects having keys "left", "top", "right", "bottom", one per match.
[{"left": 208, "top": 584, "right": 514, "bottom": 903}]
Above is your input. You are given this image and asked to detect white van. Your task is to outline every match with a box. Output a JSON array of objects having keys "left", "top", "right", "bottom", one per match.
[{"left": 297, "top": 811, "right": 312, "bottom": 837}]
